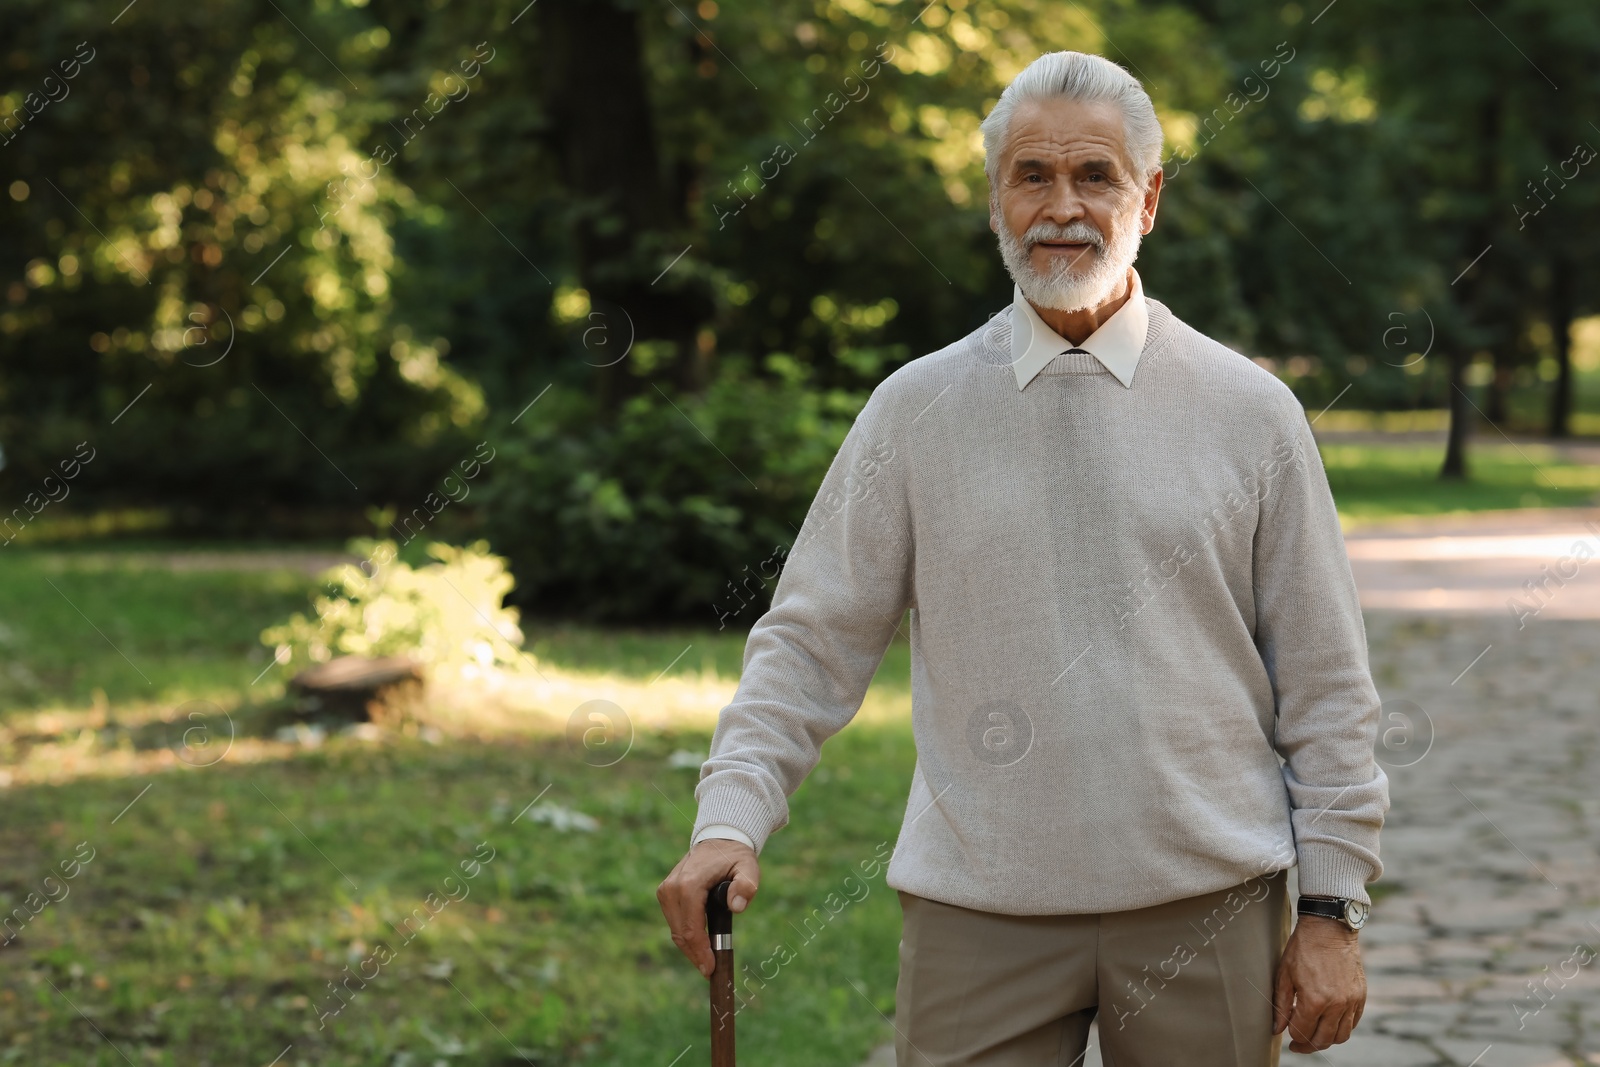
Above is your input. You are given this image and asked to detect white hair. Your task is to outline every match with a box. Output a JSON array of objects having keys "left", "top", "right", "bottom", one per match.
[{"left": 981, "top": 51, "right": 1163, "bottom": 192}]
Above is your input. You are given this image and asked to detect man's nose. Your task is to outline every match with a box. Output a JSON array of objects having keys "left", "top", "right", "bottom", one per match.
[{"left": 1039, "top": 180, "right": 1086, "bottom": 226}]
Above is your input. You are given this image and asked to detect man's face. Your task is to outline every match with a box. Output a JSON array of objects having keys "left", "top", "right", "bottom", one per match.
[{"left": 990, "top": 96, "right": 1162, "bottom": 311}]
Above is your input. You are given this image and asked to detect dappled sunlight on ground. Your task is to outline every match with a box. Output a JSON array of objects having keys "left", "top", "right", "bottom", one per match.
[
  {"left": 424, "top": 656, "right": 912, "bottom": 739},
  {"left": 427, "top": 661, "right": 740, "bottom": 737},
  {"left": 0, "top": 657, "right": 913, "bottom": 792}
]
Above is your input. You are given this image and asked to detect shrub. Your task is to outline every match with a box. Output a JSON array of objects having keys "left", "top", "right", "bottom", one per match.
[
  {"left": 261, "top": 538, "right": 527, "bottom": 680},
  {"left": 476, "top": 360, "right": 868, "bottom": 623}
]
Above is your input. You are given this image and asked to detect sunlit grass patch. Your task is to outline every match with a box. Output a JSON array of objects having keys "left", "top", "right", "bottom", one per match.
[{"left": 1321, "top": 443, "right": 1600, "bottom": 527}]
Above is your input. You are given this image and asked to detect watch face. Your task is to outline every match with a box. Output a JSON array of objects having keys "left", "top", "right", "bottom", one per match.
[{"left": 1344, "top": 900, "right": 1370, "bottom": 929}]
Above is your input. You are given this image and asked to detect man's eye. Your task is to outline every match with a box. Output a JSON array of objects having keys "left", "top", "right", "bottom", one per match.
[{"left": 1024, "top": 174, "right": 1044, "bottom": 183}]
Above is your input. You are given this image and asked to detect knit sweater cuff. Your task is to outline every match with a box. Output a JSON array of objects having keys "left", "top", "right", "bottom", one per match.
[
  {"left": 691, "top": 782, "right": 782, "bottom": 856},
  {"left": 1296, "top": 842, "right": 1377, "bottom": 904}
]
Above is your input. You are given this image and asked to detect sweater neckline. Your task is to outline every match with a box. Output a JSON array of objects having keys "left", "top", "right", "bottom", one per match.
[{"left": 977, "top": 297, "right": 1177, "bottom": 380}]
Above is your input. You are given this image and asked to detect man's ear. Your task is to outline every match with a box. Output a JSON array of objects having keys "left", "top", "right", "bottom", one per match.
[
  {"left": 989, "top": 194, "right": 1000, "bottom": 234},
  {"left": 1140, "top": 169, "right": 1164, "bottom": 235}
]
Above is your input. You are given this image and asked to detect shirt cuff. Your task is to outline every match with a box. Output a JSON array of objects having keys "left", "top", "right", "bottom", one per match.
[
  {"left": 693, "top": 824, "right": 757, "bottom": 851},
  {"left": 692, "top": 781, "right": 782, "bottom": 854}
]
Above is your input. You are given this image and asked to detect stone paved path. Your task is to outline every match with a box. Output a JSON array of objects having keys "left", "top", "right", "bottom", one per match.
[{"left": 861, "top": 510, "right": 1600, "bottom": 1066}]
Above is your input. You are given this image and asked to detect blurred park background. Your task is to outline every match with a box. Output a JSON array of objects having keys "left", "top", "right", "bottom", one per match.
[{"left": 1, "top": 0, "right": 1598, "bottom": 1064}]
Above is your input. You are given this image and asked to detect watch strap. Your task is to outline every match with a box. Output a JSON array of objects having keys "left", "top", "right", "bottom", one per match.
[{"left": 1297, "top": 897, "right": 1348, "bottom": 923}]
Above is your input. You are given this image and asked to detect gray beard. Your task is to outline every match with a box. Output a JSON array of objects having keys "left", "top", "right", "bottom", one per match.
[{"left": 997, "top": 209, "right": 1143, "bottom": 313}]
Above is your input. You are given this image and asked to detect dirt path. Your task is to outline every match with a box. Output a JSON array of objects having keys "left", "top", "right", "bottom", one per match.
[{"left": 1347, "top": 507, "right": 1600, "bottom": 621}]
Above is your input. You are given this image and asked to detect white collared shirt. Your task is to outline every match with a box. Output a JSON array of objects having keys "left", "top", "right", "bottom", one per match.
[{"left": 1008, "top": 268, "right": 1149, "bottom": 390}]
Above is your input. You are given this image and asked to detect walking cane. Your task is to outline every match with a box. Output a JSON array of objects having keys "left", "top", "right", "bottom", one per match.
[{"left": 706, "top": 879, "right": 735, "bottom": 1066}]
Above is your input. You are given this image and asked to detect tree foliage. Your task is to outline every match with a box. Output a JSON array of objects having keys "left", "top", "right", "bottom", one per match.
[{"left": 1, "top": 0, "right": 1593, "bottom": 614}]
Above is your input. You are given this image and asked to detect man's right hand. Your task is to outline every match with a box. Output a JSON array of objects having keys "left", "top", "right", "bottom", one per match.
[{"left": 657, "top": 838, "right": 761, "bottom": 978}]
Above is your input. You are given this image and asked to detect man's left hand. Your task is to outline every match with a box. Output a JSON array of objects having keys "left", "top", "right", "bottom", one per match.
[{"left": 1272, "top": 915, "right": 1366, "bottom": 1054}]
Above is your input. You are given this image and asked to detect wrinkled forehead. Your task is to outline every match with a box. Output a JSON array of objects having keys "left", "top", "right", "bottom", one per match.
[{"left": 1000, "top": 96, "right": 1135, "bottom": 175}]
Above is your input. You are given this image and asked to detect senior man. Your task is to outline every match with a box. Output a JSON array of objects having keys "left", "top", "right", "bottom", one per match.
[{"left": 658, "top": 50, "right": 1388, "bottom": 1066}]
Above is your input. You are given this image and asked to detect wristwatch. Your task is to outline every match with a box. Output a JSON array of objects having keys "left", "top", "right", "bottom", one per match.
[{"left": 1297, "top": 896, "right": 1370, "bottom": 931}]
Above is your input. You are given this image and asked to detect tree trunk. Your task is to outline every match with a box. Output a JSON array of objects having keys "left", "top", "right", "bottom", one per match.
[
  {"left": 539, "top": 0, "right": 713, "bottom": 416},
  {"left": 1442, "top": 350, "right": 1471, "bottom": 479},
  {"left": 1443, "top": 97, "right": 1501, "bottom": 480},
  {"left": 1548, "top": 252, "right": 1573, "bottom": 438}
]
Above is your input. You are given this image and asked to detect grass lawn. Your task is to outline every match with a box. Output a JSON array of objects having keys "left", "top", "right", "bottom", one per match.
[
  {"left": 0, "top": 546, "right": 915, "bottom": 1067},
  {"left": 1319, "top": 441, "right": 1600, "bottom": 527},
  {"left": 0, "top": 716, "right": 915, "bottom": 1067},
  {"left": 0, "top": 547, "right": 312, "bottom": 712}
]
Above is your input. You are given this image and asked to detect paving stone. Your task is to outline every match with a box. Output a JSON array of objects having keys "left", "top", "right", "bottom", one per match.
[
  {"left": 1434, "top": 1038, "right": 1572, "bottom": 1067},
  {"left": 1367, "top": 922, "right": 1436, "bottom": 947},
  {"left": 1315, "top": 1032, "right": 1446, "bottom": 1066},
  {"left": 859, "top": 1040, "right": 896, "bottom": 1066},
  {"left": 1083, "top": 1024, "right": 1103, "bottom": 1067},
  {"left": 1369, "top": 977, "right": 1456, "bottom": 999},
  {"left": 1367, "top": 943, "right": 1429, "bottom": 970},
  {"left": 1378, "top": 1003, "right": 1470, "bottom": 1039}
]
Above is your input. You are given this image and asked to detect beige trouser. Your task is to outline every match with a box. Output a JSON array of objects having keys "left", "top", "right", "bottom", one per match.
[{"left": 893, "top": 871, "right": 1290, "bottom": 1067}]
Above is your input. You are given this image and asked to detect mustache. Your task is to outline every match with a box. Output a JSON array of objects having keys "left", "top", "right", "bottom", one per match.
[{"left": 1023, "top": 221, "right": 1106, "bottom": 252}]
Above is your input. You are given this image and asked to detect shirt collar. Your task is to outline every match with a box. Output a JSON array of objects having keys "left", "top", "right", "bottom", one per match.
[{"left": 1009, "top": 268, "right": 1149, "bottom": 391}]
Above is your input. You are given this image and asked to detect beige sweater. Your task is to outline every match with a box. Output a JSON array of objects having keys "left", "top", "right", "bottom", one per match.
[{"left": 692, "top": 297, "right": 1389, "bottom": 914}]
